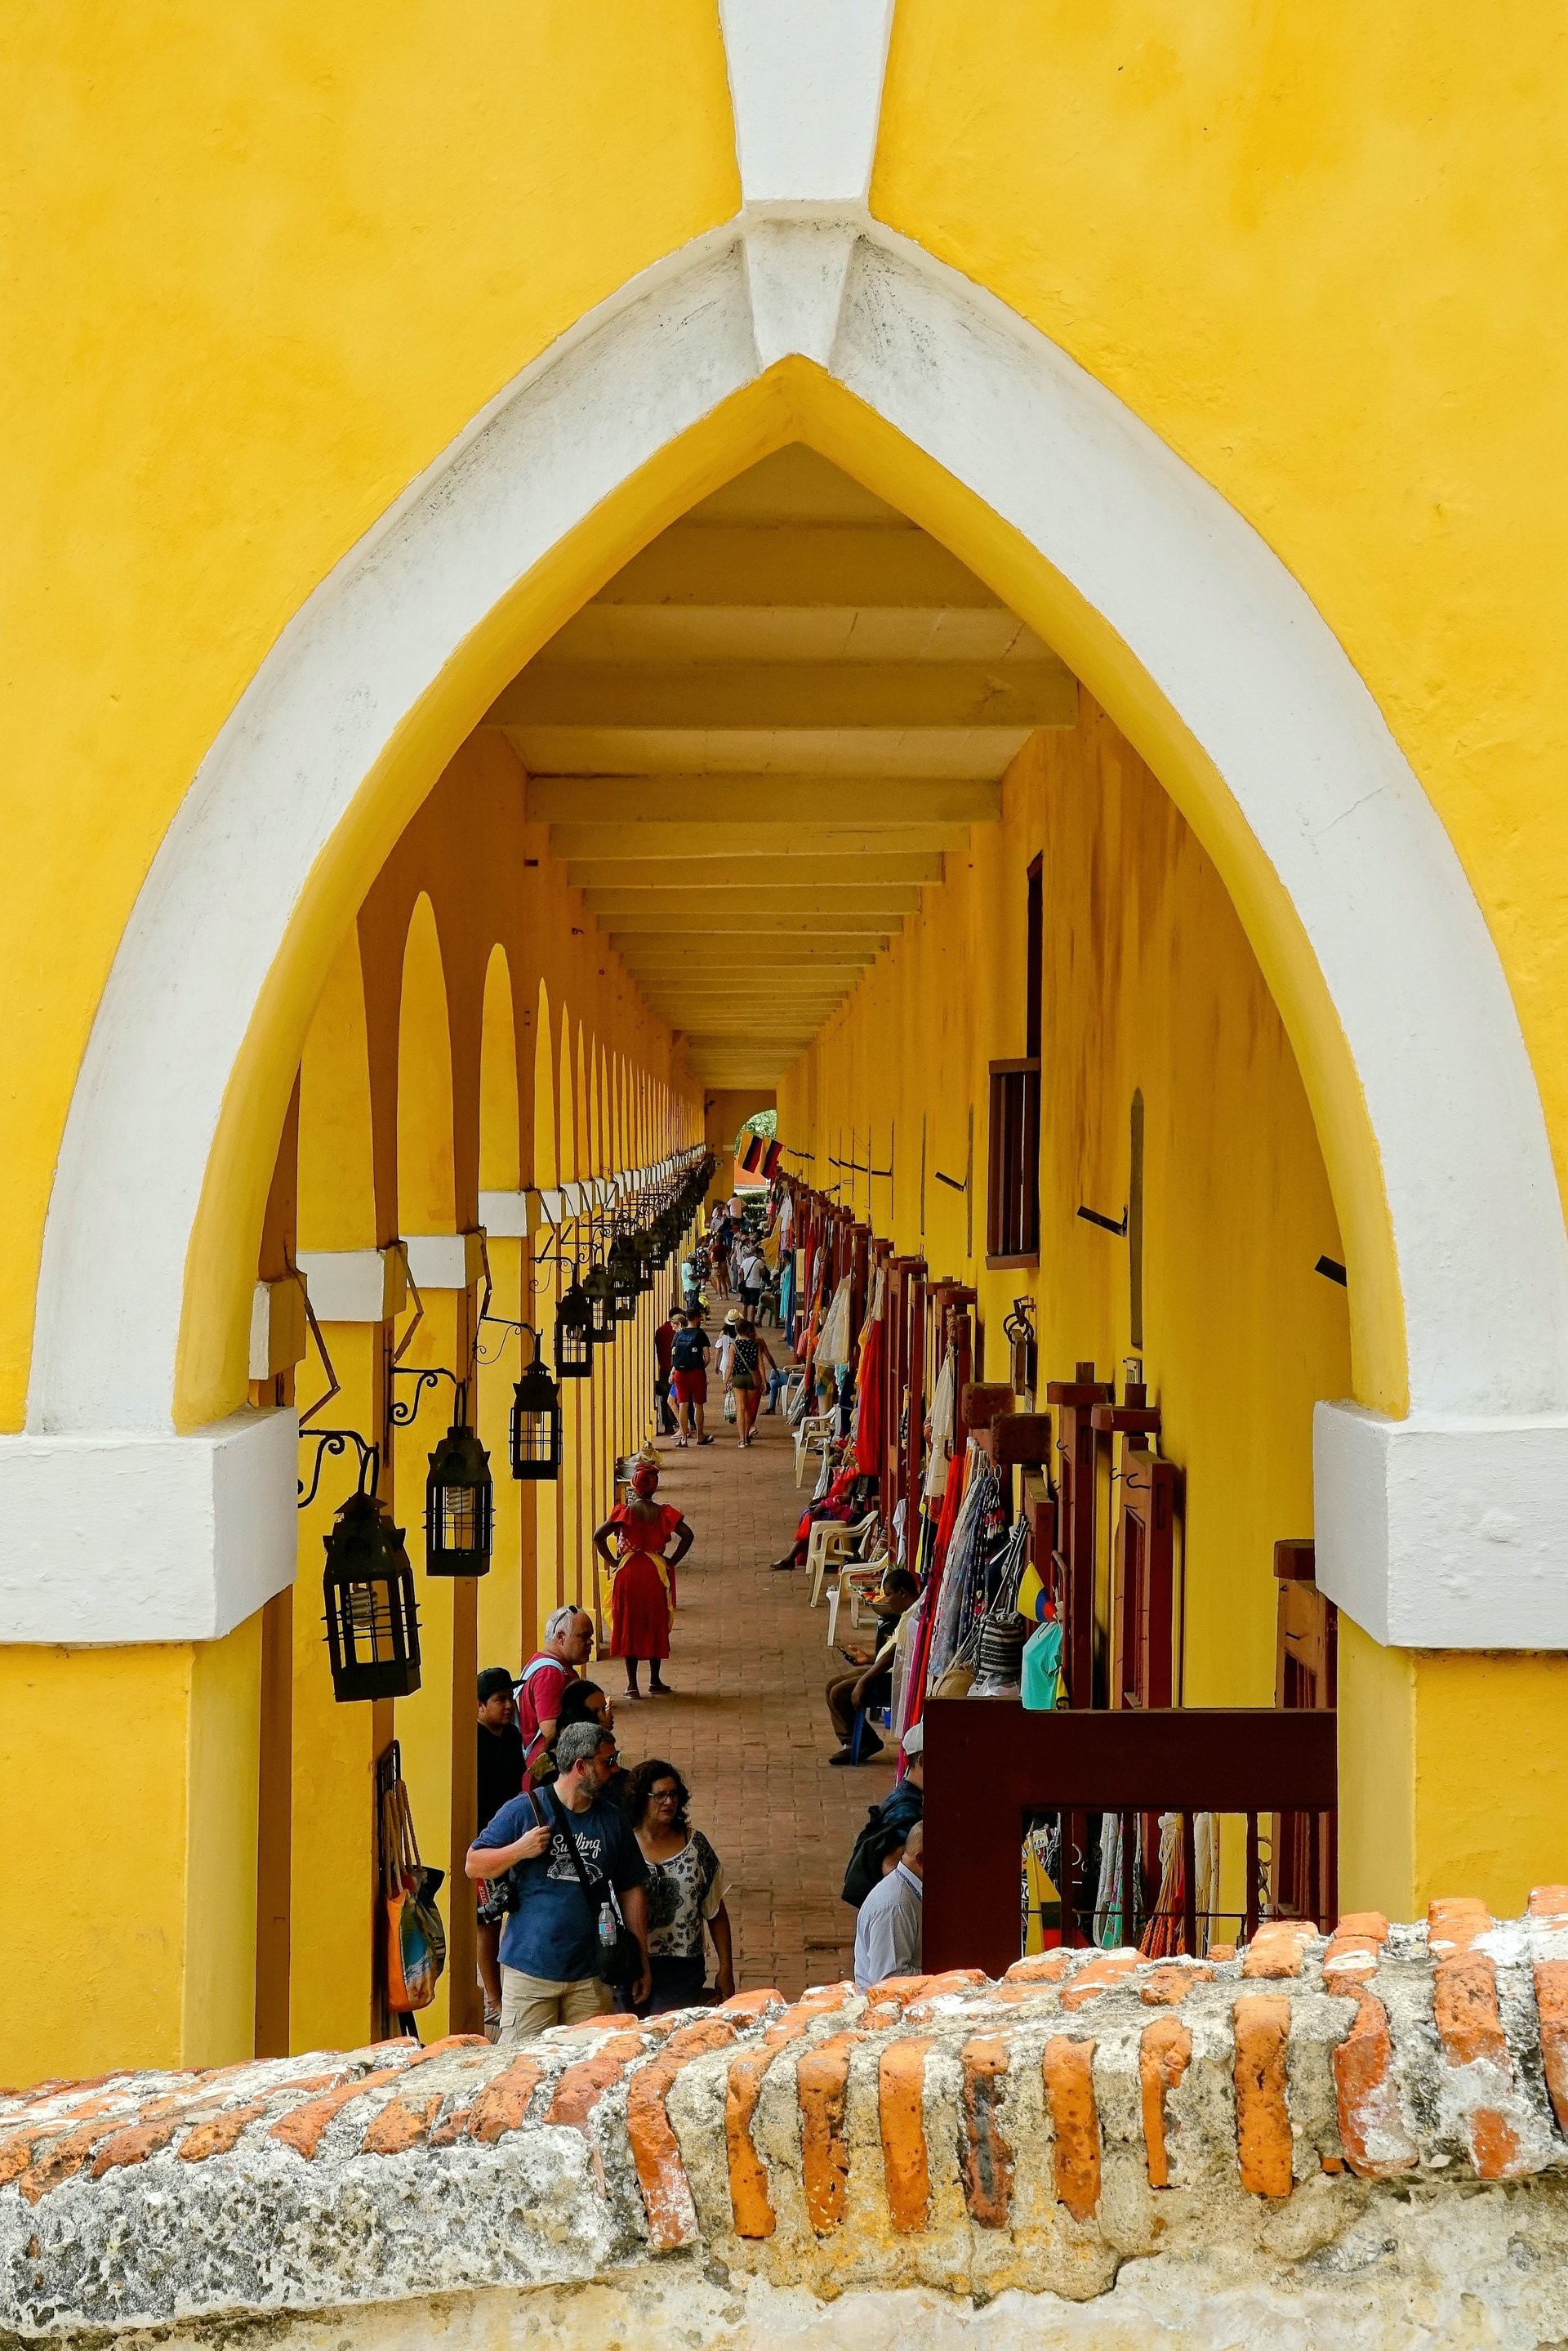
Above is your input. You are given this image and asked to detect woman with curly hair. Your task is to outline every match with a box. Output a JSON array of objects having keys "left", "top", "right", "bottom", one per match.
[{"left": 621, "top": 1757, "right": 735, "bottom": 2012}]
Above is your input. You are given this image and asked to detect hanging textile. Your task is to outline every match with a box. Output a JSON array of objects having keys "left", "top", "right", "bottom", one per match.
[
  {"left": 852, "top": 1262, "right": 886, "bottom": 1474},
  {"left": 923, "top": 1349, "right": 957, "bottom": 1500},
  {"left": 814, "top": 1274, "right": 853, "bottom": 1368},
  {"left": 1093, "top": 1816, "right": 1125, "bottom": 1947},
  {"left": 924, "top": 1446, "right": 996, "bottom": 1690}
]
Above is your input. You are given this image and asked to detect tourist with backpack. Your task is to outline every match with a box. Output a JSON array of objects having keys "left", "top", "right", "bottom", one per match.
[
  {"left": 514, "top": 1605, "right": 593, "bottom": 1782},
  {"left": 670, "top": 1310, "right": 713, "bottom": 1446},
  {"left": 841, "top": 1721, "right": 925, "bottom": 1905},
  {"left": 466, "top": 1720, "right": 649, "bottom": 2039}
]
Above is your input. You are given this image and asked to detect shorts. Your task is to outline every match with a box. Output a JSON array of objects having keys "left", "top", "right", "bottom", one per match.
[
  {"left": 728, "top": 1371, "right": 758, "bottom": 1392},
  {"left": 672, "top": 1369, "right": 707, "bottom": 1403}
]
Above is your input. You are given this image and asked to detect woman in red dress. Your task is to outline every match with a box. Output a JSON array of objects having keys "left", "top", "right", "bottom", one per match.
[{"left": 592, "top": 1458, "right": 694, "bottom": 1700}]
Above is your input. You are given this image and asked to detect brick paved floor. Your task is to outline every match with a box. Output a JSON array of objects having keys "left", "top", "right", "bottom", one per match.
[{"left": 609, "top": 1369, "right": 895, "bottom": 1996}]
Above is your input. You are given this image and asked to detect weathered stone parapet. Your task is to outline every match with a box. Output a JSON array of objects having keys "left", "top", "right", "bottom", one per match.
[{"left": 11, "top": 1902, "right": 1568, "bottom": 2341}]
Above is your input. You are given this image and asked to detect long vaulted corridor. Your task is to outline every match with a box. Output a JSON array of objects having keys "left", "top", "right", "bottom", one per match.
[{"left": 618, "top": 1399, "right": 894, "bottom": 2001}]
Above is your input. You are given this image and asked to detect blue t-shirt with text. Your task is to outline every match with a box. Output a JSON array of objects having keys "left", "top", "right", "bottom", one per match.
[{"left": 474, "top": 1790, "right": 648, "bottom": 1982}]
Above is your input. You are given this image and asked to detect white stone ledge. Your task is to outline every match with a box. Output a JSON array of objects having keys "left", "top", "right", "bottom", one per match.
[
  {"left": 403, "top": 1232, "right": 485, "bottom": 1292},
  {"left": 1315, "top": 1401, "right": 1568, "bottom": 1646},
  {"left": 0, "top": 1409, "right": 299, "bottom": 1644},
  {"left": 296, "top": 1248, "right": 407, "bottom": 1326}
]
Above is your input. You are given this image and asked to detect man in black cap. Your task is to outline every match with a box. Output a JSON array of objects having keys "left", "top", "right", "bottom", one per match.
[{"left": 475, "top": 1666, "right": 525, "bottom": 2036}]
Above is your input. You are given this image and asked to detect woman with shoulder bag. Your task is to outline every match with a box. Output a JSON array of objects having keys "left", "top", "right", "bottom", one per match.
[
  {"left": 726, "top": 1309, "right": 776, "bottom": 1449},
  {"left": 622, "top": 1758, "right": 735, "bottom": 2012}
]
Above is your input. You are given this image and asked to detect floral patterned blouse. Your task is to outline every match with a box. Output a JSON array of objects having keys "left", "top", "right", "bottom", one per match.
[{"left": 640, "top": 1830, "right": 730, "bottom": 1958}]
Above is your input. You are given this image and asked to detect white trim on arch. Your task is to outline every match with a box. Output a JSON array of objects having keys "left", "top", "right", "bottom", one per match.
[{"left": 15, "top": 180, "right": 1568, "bottom": 1639}]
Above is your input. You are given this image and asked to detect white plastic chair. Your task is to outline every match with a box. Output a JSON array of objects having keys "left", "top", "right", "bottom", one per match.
[
  {"left": 806, "top": 1509, "right": 880, "bottom": 1608},
  {"left": 793, "top": 1410, "right": 835, "bottom": 1488},
  {"left": 826, "top": 1552, "right": 889, "bottom": 1646}
]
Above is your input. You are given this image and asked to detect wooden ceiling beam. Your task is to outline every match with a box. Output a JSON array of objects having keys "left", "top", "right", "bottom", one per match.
[
  {"left": 573, "top": 854, "right": 936, "bottom": 892},
  {"left": 528, "top": 776, "right": 1001, "bottom": 824},
  {"left": 488, "top": 661, "right": 1073, "bottom": 731}
]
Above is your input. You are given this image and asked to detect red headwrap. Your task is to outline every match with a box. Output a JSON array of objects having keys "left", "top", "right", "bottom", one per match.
[{"left": 630, "top": 1461, "right": 660, "bottom": 1497}]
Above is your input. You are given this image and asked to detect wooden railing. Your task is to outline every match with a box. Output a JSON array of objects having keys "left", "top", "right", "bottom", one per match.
[{"left": 922, "top": 1699, "right": 1337, "bottom": 1977}]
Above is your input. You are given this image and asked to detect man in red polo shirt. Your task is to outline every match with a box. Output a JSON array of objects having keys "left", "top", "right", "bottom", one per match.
[{"left": 514, "top": 1605, "right": 594, "bottom": 1780}]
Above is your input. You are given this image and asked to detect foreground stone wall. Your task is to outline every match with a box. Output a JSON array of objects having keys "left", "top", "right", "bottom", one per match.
[{"left": 8, "top": 1895, "right": 1568, "bottom": 2346}]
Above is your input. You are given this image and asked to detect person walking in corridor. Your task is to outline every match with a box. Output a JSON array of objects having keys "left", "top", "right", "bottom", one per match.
[
  {"left": 670, "top": 1310, "right": 713, "bottom": 1445},
  {"left": 466, "top": 1720, "right": 649, "bottom": 2037},
  {"left": 725, "top": 1309, "right": 777, "bottom": 1448},
  {"left": 594, "top": 1456, "right": 693, "bottom": 1699}
]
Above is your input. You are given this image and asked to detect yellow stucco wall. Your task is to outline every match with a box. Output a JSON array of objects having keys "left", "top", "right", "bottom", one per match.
[
  {"left": 0, "top": 1620, "right": 260, "bottom": 2086},
  {"left": 0, "top": 0, "right": 738, "bottom": 1430},
  {"left": 7, "top": 0, "right": 1568, "bottom": 2062},
  {"left": 875, "top": 0, "right": 1568, "bottom": 1212}
]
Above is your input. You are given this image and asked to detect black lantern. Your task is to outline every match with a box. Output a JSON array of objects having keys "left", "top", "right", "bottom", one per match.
[
  {"left": 555, "top": 1273, "right": 595, "bottom": 1377},
  {"left": 582, "top": 1260, "right": 617, "bottom": 1344},
  {"left": 323, "top": 1488, "right": 422, "bottom": 1702},
  {"left": 510, "top": 1329, "right": 563, "bottom": 1480},
  {"left": 425, "top": 1409, "right": 493, "bottom": 1576},
  {"left": 608, "top": 1234, "right": 640, "bottom": 1320},
  {"left": 630, "top": 1225, "right": 656, "bottom": 1294}
]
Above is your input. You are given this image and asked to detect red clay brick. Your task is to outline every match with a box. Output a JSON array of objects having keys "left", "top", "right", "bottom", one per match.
[
  {"left": 1241, "top": 1921, "right": 1315, "bottom": 1980},
  {"left": 959, "top": 2036, "right": 1013, "bottom": 2228},
  {"left": 1232, "top": 1995, "right": 1293, "bottom": 2198},
  {"left": 1332, "top": 1981, "right": 1416, "bottom": 2179},
  {"left": 544, "top": 2032, "right": 648, "bottom": 2134},
  {"left": 1139, "top": 2014, "right": 1190, "bottom": 2188},
  {"left": 796, "top": 2031, "right": 858, "bottom": 2235},
  {"left": 1042, "top": 2035, "right": 1100, "bottom": 2220},
  {"left": 625, "top": 2015, "right": 741, "bottom": 2250},
  {"left": 1060, "top": 1954, "right": 1138, "bottom": 2011},
  {"left": 877, "top": 2036, "right": 933, "bottom": 2233}
]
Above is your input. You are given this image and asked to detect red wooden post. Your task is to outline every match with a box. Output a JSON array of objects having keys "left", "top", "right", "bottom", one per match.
[{"left": 1045, "top": 1365, "right": 1113, "bottom": 1708}]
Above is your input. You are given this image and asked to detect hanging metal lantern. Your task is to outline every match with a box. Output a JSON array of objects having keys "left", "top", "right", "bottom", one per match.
[
  {"left": 630, "top": 1225, "right": 656, "bottom": 1293},
  {"left": 323, "top": 1489, "right": 421, "bottom": 1702},
  {"left": 510, "top": 1332, "right": 563, "bottom": 1480},
  {"left": 608, "top": 1234, "right": 640, "bottom": 1320},
  {"left": 425, "top": 1413, "right": 493, "bottom": 1576},
  {"left": 555, "top": 1273, "right": 595, "bottom": 1377},
  {"left": 582, "top": 1260, "right": 617, "bottom": 1345}
]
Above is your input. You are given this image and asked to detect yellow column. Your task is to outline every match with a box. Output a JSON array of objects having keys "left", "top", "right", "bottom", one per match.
[
  {"left": 1339, "top": 1622, "right": 1568, "bottom": 1918},
  {"left": 290, "top": 1317, "right": 390, "bottom": 2054},
  {"left": 0, "top": 1619, "right": 262, "bottom": 2084},
  {"left": 477, "top": 1235, "right": 523, "bottom": 1671},
  {"left": 390, "top": 1282, "right": 479, "bottom": 2041}
]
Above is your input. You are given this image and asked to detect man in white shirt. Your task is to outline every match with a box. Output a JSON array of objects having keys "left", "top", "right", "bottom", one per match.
[{"left": 853, "top": 1822, "right": 923, "bottom": 1990}]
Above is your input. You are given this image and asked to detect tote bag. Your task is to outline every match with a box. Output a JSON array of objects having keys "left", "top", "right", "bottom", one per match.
[{"left": 383, "top": 1777, "right": 447, "bottom": 2012}]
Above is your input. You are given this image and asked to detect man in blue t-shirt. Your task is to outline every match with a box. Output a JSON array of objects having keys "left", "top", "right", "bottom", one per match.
[{"left": 466, "top": 1718, "right": 649, "bottom": 2039}]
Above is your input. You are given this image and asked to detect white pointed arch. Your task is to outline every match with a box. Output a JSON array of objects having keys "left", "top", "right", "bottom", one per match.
[{"left": 18, "top": 206, "right": 1568, "bottom": 1644}]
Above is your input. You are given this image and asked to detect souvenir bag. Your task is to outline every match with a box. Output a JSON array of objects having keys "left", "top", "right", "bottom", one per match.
[{"left": 383, "top": 1776, "right": 447, "bottom": 2011}]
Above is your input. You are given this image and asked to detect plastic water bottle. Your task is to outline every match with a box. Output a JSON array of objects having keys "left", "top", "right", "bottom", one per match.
[{"left": 599, "top": 1903, "right": 617, "bottom": 1950}]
